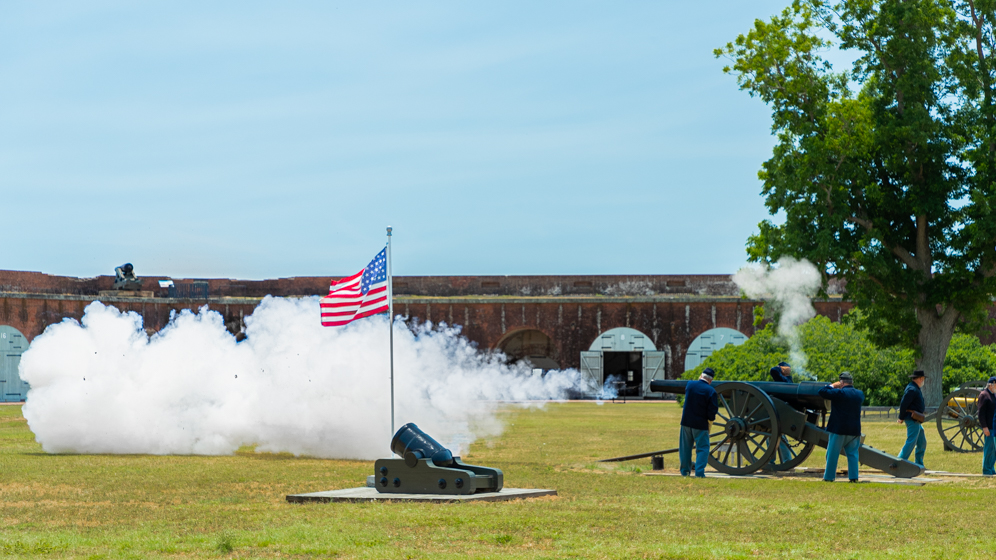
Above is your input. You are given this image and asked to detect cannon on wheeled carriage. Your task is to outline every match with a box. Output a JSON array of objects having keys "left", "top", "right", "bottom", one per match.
[
  {"left": 648, "top": 379, "right": 925, "bottom": 478},
  {"left": 934, "top": 380, "right": 990, "bottom": 453}
]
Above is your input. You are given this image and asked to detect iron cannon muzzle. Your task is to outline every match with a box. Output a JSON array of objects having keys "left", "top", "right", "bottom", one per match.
[{"left": 390, "top": 423, "right": 455, "bottom": 468}]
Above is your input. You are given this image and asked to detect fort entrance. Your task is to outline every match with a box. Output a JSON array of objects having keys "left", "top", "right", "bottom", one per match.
[
  {"left": 0, "top": 325, "right": 30, "bottom": 402},
  {"left": 580, "top": 327, "right": 666, "bottom": 398}
]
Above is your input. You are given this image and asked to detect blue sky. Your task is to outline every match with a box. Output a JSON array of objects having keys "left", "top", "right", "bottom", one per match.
[{"left": 2, "top": 1, "right": 797, "bottom": 279}]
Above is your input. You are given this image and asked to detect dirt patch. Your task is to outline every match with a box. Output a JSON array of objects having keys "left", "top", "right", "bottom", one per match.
[{"left": 0, "top": 483, "right": 85, "bottom": 497}]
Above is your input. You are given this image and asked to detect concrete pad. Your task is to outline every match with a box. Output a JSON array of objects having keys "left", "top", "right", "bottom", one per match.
[
  {"left": 924, "top": 470, "right": 987, "bottom": 477},
  {"left": 813, "top": 475, "right": 934, "bottom": 486},
  {"left": 642, "top": 472, "right": 775, "bottom": 479},
  {"left": 641, "top": 470, "right": 944, "bottom": 486},
  {"left": 98, "top": 290, "right": 154, "bottom": 298},
  {"left": 286, "top": 487, "right": 557, "bottom": 504}
]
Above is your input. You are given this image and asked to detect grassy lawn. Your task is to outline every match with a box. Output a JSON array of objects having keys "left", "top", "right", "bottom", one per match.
[{"left": 1, "top": 401, "right": 994, "bottom": 559}]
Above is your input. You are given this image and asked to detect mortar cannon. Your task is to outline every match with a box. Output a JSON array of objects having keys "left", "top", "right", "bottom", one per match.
[
  {"left": 649, "top": 379, "right": 925, "bottom": 478},
  {"left": 372, "top": 423, "right": 503, "bottom": 495}
]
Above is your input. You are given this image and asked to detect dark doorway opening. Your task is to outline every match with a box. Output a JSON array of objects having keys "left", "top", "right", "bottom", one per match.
[{"left": 603, "top": 351, "right": 643, "bottom": 397}]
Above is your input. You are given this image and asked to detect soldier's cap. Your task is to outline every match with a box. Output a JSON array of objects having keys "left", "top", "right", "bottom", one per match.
[
  {"left": 988, "top": 376, "right": 996, "bottom": 384},
  {"left": 909, "top": 370, "right": 926, "bottom": 379},
  {"left": 838, "top": 371, "right": 853, "bottom": 382},
  {"left": 778, "top": 362, "right": 790, "bottom": 368},
  {"left": 702, "top": 367, "right": 715, "bottom": 379}
]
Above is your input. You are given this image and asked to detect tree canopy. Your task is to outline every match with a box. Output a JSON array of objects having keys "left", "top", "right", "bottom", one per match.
[{"left": 717, "top": 0, "right": 996, "bottom": 405}]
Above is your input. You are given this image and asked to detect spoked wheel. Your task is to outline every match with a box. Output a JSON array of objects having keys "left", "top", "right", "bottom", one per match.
[
  {"left": 707, "top": 382, "right": 780, "bottom": 475},
  {"left": 767, "top": 435, "right": 816, "bottom": 471},
  {"left": 767, "top": 410, "right": 817, "bottom": 471},
  {"left": 937, "top": 388, "right": 984, "bottom": 452}
]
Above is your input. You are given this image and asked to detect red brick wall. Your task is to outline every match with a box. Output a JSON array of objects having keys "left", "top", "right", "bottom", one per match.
[
  {"left": 0, "top": 290, "right": 854, "bottom": 378},
  {"left": 6, "top": 269, "right": 994, "bottom": 379},
  {"left": 396, "top": 298, "right": 853, "bottom": 377},
  {"left": 0, "top": 294, "right": 259, "bottom": 343}
]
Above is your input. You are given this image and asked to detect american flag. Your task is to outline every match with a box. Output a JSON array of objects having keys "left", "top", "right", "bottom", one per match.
[{"left": 320, "top": 248, "right": 389, "bottom": 327}]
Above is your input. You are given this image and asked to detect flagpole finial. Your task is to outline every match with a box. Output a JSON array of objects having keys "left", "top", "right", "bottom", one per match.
[{"left": 387, "top": 226, "right": 392, "bottom": 236}]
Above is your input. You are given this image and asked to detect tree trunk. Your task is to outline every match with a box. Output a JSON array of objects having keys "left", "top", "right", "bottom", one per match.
[{"left": 914, "top": 306, "right": 960, "bottom": 408}]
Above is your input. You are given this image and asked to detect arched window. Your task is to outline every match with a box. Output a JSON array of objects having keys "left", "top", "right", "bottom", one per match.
[
  {"left": 496, "top": 329, "right": 559, "bottom": 371},
  {"left": 684, "top": 327, "right": 747, "bottom": 372}
]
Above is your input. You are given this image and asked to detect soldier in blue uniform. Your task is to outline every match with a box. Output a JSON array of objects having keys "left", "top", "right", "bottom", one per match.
[
  {"left": 978, "top": 377, "right": 996, "bottom": 475},
  {"left": 679, "top": 367, "right": 719, "bottom": 478},
  {"left": 769, "top": 361, "right": 792, "bottom": 383},
  {"left": 819, "top": 372, "right": 864, "bottom": 482},
  {"left": 766, "top": 362, "right": 793, "bottom": 468},
  {"left": 897, "top": 370, "right": 927, "bottom": 468}
]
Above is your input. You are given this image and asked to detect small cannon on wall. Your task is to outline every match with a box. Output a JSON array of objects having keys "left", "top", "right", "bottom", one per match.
[
  {"left": 113, "top": 263, "right": 143, "bottom": 291},
  {"left": 373, "top": 424, "right": 503, "bottom": 495},
  {"left": 650, "top": 379, "right": 925, "bottom": 478}
]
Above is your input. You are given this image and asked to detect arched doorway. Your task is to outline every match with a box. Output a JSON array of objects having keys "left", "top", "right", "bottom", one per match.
[
  {"left": 579, "top": 327, "right": 666, "bottom": 398},
  {"left": 496, "top": 329, "right": 560, "bottom": 371},
  {"left": 0, "top": 325, "right": 30, "bottom": 402},
  {"left": 684, "top": 327, "right": 748, "bottom": 372}
]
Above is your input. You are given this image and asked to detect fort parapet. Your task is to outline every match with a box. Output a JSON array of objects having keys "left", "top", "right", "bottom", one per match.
[
  {"left": 3, "top": 268, "right": 994, "bottom": 402},
  {"left": 0, "top": 269, "right": 864, "bottom": 379}
]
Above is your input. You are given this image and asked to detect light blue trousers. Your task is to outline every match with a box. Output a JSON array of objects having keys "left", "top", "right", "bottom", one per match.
[
  {"left": 679, "top": 426, "right": 710, "bottom": 477},
  {"left": 774, "top": 437, "right": 792, "bottom": 465},
  {"left": 983, "top": 434, "right": 995, "bottom": 476},
  {"left": 899, "top": 419, "right": 926, "bottom": 467},
  {"left": 824, "top": 433, "right": 860, "bottom": 482}
]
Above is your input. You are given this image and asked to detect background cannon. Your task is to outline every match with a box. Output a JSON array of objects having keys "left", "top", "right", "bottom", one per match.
[
  {"left": 113, "top": 263, "right": 142, "bottom": 291},
  {"left": 372, "top": 423, "right": 503, "bottom": 495},
  {"left": 650, "top": 379, "right": 925, "bottom": 478},
  {"left": 935, "top": 380, "right": 988, "bottom": 453}
]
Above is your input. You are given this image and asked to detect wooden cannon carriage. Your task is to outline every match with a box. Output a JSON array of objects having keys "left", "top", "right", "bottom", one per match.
[
  {"left": 647, "top": 380, "right": 925, "bottom": 478},
  {"left": 934, "top": 380, "right": 990, "bottom": 452}
]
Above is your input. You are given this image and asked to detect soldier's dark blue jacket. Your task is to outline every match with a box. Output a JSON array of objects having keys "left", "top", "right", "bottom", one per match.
[
  {"left": 769, "top": 366, "right": 791, "bottom": 383},
  {"left": 818, "top": 384, "right": 864, "bottom": 436},
  {"left": 897, "top": 382, "right": 925, "bottom": 421},
  {"left": 681, "top": 379, "right": 719, "bottom": 430},
  {"left": 978, "top": 389, "right": 996, "bottom": 432}
]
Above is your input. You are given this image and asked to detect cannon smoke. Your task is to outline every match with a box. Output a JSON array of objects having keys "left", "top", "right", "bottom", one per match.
[
  {"left": 732, "top": 258, "right": 822, "bottom": 377},
  {"left": 19, "top": 297, "right": 587, "bottom": 459}
]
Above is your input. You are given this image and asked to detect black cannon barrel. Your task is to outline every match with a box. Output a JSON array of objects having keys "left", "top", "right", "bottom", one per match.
[
  {"left": 391, "top": 423, "right": 455, "bottom": 467},
  {"left": 649, "top": 379, "right": 830, "bottom": 411},
  {"left": 649, "top": 379, "right": 923, "bottom": 478}
]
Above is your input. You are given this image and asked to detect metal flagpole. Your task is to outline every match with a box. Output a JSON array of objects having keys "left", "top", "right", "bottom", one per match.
[{"left": 386, "top": 226, "right": 395, "bottom": 434}]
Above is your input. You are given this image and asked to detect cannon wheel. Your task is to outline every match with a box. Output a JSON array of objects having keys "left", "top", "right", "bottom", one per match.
[
  {"left": 767, "top": 435, "right": 817, "bottom": 471},
  {"left": 936, "top": 388, "right": 984, "bottom": 453},
  {"left": 707, "top": 382, "right": 780, "bottom": 475}
]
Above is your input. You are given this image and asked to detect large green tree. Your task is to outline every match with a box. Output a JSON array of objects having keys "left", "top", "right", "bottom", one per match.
[{"left": 719, "top": 0, "right": 996, "bottom": 406}]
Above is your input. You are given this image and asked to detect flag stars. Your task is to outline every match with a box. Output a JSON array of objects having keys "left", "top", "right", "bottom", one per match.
[
  {"left": 360, "top": 248, "right": 388, "bottom": 294},
  {"left": 322, "top": 247, "right": 389, "bottom": 326}
]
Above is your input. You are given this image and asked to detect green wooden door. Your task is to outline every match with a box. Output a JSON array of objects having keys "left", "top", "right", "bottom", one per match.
[{"left": 0, "top": 325, "right": 30, "bottom": 402}]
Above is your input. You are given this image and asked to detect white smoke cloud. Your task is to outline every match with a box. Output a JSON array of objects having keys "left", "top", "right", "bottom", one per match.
[
  {"left": 732, "top": 258, "right": 822, "bottom": 375},
  {"left": 19, "top": 297, "right": 587, "bottom": 459}
]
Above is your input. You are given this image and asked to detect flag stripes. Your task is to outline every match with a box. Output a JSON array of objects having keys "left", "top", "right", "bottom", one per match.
[{"left": 320, "top": 248, "right": 389, "bottom": 327}]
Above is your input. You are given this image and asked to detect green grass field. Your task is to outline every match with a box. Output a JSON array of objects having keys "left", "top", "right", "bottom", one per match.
[{"left": 2, "top": 401, "right": 994, "bottom": 559}]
